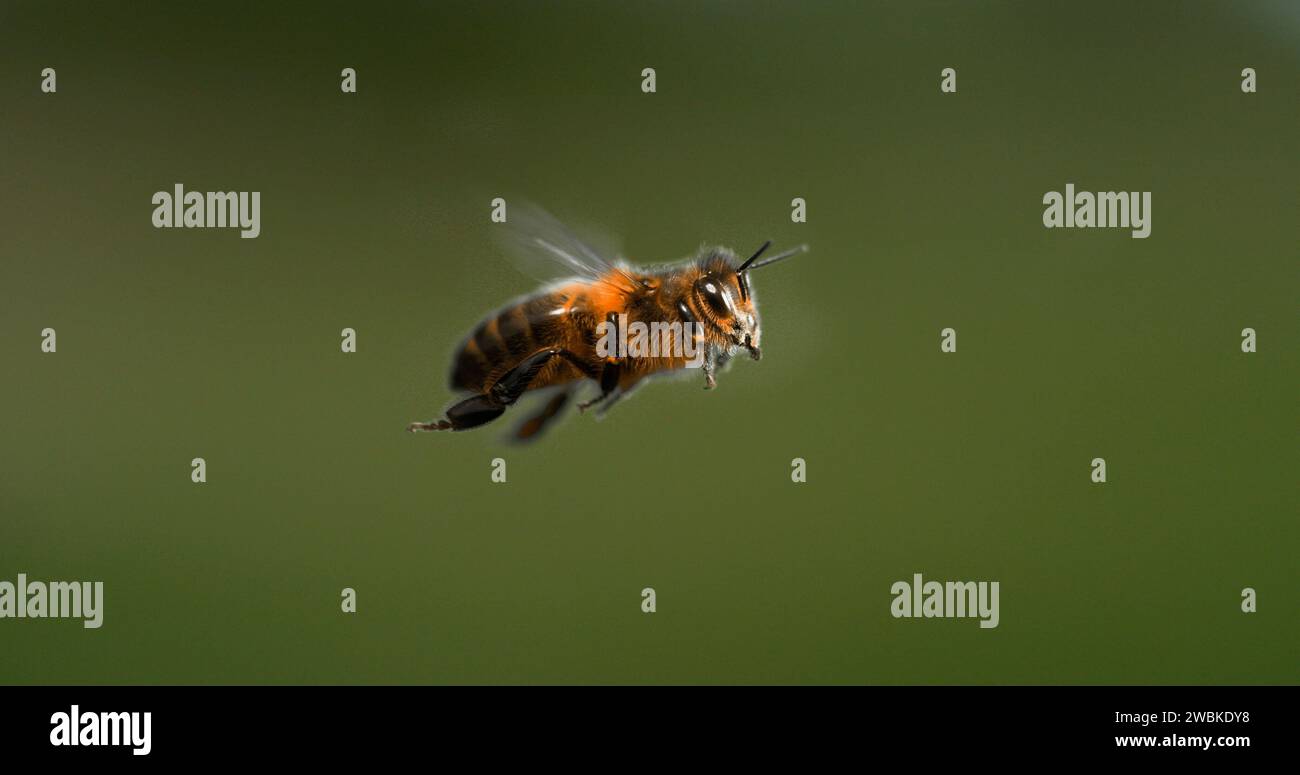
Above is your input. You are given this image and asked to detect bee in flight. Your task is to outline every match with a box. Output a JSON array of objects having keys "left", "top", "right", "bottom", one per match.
[{"left": 408, "top": 209, "right": 806, "bottom": 441}]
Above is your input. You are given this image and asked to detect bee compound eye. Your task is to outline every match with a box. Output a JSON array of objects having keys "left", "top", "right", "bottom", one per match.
[{"left": 697, "top": 278, "right": 729, "bottom": 315}]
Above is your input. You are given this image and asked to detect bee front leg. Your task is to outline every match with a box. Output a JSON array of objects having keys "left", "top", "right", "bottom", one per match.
[{"left": 703, "top": 351, "right": 717, "bottom": 390}]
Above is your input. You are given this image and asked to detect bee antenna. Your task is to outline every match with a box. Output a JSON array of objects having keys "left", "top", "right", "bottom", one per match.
[
  {"left": 745, "top": 243, "right": 808, "bottom": 271},
  {"left": 735, "top": 240, "right": 773, "bottom": 273}
]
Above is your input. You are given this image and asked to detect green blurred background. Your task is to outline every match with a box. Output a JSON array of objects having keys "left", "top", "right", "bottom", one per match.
[{"left": 0, "top": 1, "right": 1295, "bottom": 684}]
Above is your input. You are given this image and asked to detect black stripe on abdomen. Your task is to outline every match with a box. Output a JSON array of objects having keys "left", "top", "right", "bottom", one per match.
[
  {"left": 449, "top": 335, "right": 489, "bottom": 392},
  {"left": 473, "top": 318, "right": 507, "bottom": 369},
  {"left": 496, "top": 306, "right": 534, "bottom": 359}
]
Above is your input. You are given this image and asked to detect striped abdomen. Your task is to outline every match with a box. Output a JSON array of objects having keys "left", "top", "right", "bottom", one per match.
[{"left": 449, "top": 286, "right": 595, "bottom": 393}]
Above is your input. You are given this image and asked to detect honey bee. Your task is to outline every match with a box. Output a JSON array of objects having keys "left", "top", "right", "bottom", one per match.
[{"left": 408, "top": 210, "right": 806, "bottom": 441}]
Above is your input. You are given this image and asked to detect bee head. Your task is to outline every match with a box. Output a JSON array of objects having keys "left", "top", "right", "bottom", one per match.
[{"left": 689, "top": 241, "right": 806, "bottom": 361}]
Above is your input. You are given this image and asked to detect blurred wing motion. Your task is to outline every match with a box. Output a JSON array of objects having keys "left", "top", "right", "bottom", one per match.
[{"left": 496, "top": 203, "right": 639, "bottom": 292}]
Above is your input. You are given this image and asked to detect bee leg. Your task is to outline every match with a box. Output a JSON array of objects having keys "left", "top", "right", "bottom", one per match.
[
  {"left": 592, "top": 377, "right": 644, "bottom": 419},
  {"left": 591, "top": 389, "right": 624, "bottom": 418},
  {"left": 512, "top": 389, "right": 572, "bottom": 442},
  {"left": 410, "top": 348, "right": 592, "bottom": 433},
  {"left": 407, "top": 394, "right": 504, "bottom": 432},
  {"left": 493, "top": 347, "right": 596, "bottom": 402},
  {"left": 578, "top": 313, "right": 623, "bottom": 413},
  {"left": 578, "top": 359, "right": 621, "bottom": 412},
  {"left": 703, "top": 352, "right": 717, "bottom": 390}
]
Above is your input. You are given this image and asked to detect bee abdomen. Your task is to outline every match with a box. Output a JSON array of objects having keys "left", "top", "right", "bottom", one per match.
[
  {"left": 449, "top": 293, "right": 563, "bottom": 392},
  {"left": 496, "top": 306, "right": 535, "bottom": 359},
  {"left": 449, "top": 331, "right": 490, "bottom": 392}
]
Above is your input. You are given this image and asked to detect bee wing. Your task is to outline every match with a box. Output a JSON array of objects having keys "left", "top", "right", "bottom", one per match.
[{"left": 496, "top": 204, "right": 637, "bottom": 289}]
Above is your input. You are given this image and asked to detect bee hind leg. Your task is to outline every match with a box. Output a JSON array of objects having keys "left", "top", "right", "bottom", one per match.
[
  {"left": 407, "top": 394, "right": 505, "bottom": 432},
  {"left": 409, "top": 348, "right": 594, "bottom": 433},
  {"left": 512, "top": 389, "right": 572, "bottom": 442}
]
